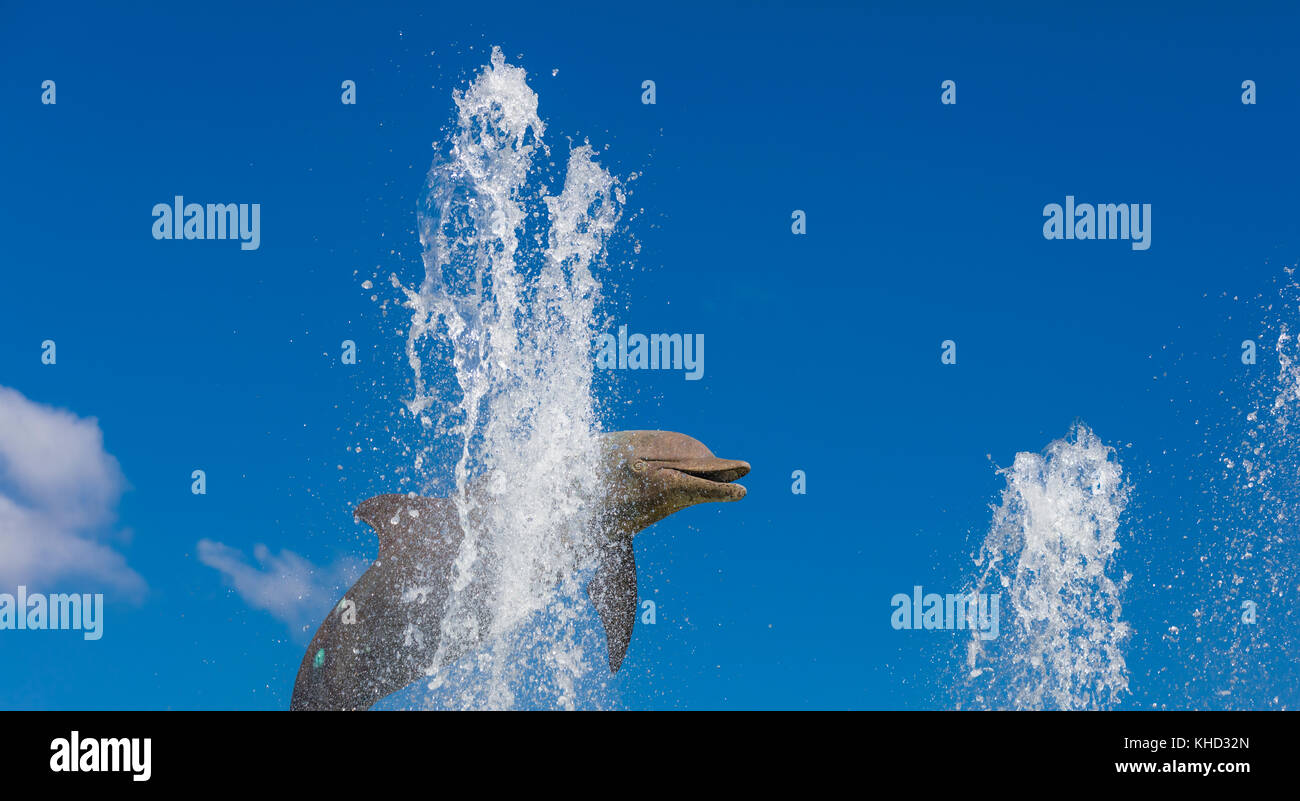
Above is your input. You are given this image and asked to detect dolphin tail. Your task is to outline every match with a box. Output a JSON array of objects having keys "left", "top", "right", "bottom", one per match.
[
  {"left": 290, "top": 494, "right": 461, "bottom": 711},
  {"left": 587, "top": 536, "right": 638, "bottom": 672},
  {"left": 354, "top": 493, "right": 458, "bottom": 558}
]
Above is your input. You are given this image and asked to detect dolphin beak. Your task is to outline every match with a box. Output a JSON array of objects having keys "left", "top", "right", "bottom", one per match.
[
  {"left": 669, "top": 458, "right": 750, "bottom": 484},
  {"left": 661, "top": 457, "right": 750, "bottom": 501}
]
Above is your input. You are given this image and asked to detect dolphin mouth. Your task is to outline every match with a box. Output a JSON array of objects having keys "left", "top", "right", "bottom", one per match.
[{"left": 659, "top": 458, "right": 750, "bottom": 500}]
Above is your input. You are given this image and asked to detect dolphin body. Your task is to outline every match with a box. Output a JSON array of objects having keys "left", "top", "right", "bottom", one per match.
[{"left": 290, "top": 430, "right": 749, "bottom": 711}]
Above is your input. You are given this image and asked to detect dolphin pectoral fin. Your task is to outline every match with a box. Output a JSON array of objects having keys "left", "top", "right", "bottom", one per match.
[{"left": 587, "top": 538, "right": 638, "bottom": 673}]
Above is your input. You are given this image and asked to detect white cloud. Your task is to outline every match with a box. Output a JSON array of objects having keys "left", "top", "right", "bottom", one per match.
[
  {"left": 198, "top": 539, "right": 364, "bottom": 639},
  {"left": 0, "top": 386, "right": 143, "bottom": 596}
]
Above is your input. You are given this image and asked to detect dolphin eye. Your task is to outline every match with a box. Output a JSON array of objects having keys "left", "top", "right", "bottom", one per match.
[{"left": 632, "top": 460, "right": 646, "bottom": 472}]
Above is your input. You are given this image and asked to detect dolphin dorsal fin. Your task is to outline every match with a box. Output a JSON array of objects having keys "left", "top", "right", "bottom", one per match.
[
  {"left": 587, "top": 537, "right": 638, "bottom": 672},
  {"left": 354, "top": 494, "right": 454, "bottom": 559}
]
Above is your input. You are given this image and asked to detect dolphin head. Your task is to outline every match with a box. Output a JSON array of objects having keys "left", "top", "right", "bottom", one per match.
[{"left": 599, "top": 430, "right": 750, "bottom": 533}]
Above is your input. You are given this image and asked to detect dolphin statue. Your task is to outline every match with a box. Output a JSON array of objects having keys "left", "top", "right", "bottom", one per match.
[{"left": 290, "top": 430, "right": 749, "bottom": 711}]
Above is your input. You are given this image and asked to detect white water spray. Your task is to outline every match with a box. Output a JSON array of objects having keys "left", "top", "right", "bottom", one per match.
[
  {"left": 964, "top": 423, "right": 1132, "bottom": 709},
  {"left": 391, "top": 47, "right": 624, "bottom": 709},
  {"left": 1202, "top": 265, "right": 1300, "bottom": 707}
]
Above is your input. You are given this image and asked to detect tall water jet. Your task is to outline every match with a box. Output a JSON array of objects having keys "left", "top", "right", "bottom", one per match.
[
  {"left": 390, "top": 47, "right": 624, "bottom": 709},
  {"left": 964, "top": 423, "right": 1132, "bottom": 709}
]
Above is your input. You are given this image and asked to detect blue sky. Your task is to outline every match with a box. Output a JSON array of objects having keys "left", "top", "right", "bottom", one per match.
[{"left": 1, "top": 1, "right": 1298, "bottom": 709}]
